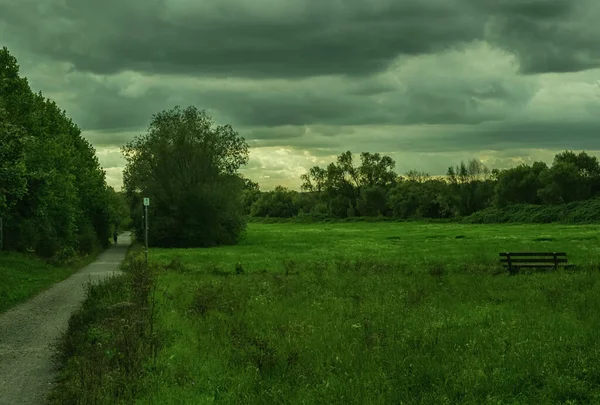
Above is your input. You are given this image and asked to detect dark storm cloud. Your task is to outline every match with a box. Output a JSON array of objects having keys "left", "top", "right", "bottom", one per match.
[
  {"left": 479, "top": 0, "right": 600, "bottom": 74},
  {"left": 383, "top": 120, "right": 600, "bottom": 153},
  {"left": 56, "top": 69, "right": 534, "bottom": 133},
  {"left": 3, "top": 0, "right": 596, "bottom": 79},
  {"left": 64, "top": 84, "right": 165, "bottom": 132},
  {"left": 470, "top": 0, "right": 574, "bottom": 18},
  {"left": 1, "top": 0, "right": 485, "bottom": 78},
  {"left": 472, "top": 121, "right": 600, "bottom": 151},
  {"left": 243, "top": 116, "right": 600, "bottom": 156}
]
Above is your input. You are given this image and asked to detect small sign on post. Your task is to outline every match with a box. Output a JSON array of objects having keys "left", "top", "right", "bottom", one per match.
[{"left": 143, "top": 197, "right": 149, "bottom": 264}]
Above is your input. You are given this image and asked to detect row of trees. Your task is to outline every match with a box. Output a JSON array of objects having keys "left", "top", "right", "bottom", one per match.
[
  {"left": 245, "top": 150, "right": 600, "bottom": 219},
  {"left": 0, "top": 47, "right": 129, "bottom": 260}
]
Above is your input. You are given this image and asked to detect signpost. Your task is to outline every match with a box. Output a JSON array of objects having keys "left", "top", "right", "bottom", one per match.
[{"left": 143, "top": 198, "right": 150, "bottom": 264}]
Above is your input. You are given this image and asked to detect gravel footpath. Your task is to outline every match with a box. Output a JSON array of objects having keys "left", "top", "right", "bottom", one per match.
[{"left": 0, "top": 232, "right": 131, "bottom": 405}]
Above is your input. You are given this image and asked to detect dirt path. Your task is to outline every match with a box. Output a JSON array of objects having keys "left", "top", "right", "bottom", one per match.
[{"left": 0, "top": 232, "right": 131, "bottom": 405}]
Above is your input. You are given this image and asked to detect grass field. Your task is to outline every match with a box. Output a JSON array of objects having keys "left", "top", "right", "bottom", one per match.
[
  {"left": 135, "top": 222, "right": 600, "bottom": 404},
  {"left": 60, "top": 222, "right": 600, "bottom": 404},
  {"left": 0, "top": 250, "right": 100, "bottom": 313}
]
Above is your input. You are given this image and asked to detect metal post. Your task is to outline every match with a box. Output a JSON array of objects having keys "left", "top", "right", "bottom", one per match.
[{"left": 144, "top": 205, "right": 148, "bottom": 264}]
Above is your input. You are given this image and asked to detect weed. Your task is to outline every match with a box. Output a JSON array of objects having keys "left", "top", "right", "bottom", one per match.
[
  {"left": 190, "top": 281, "right": 248, "bottom": 317},
  {"left": 164, "top": 256, "right": 187, "bottom": 273},
  {"left": 48, "top": 251, "right": 161, "bottom": 404},
  {"left": 283, "top": 259, "right": 299, "bottom": 275},
  {"left": 427, "top": 262, "right": 446, "bottom": 278}
]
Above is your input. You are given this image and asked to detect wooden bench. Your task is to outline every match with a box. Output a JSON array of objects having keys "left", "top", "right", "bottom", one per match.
[{"left": 499, "top": 252, "right": 575, "bottom": 275}]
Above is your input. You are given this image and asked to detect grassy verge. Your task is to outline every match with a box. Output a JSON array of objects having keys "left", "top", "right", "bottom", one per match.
[
  {"left": 48, "top": 250, "right": 161, "bottom": 404},
  {"left": 0, "top": 248, "right": 103, "bottom": 314}
]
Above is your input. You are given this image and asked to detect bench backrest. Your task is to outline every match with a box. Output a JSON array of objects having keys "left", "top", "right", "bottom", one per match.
[
  {"left": 499, "top": 252, "right": 568, "bottom": 266},
  {"left": 499, "top": 252, "right": 567, "bottom": 257}
]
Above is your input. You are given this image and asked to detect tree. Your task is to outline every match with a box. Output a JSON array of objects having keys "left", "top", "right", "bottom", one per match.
[
  {"left": 300, "top": 166, "right": 327, "bottom": 197},
  {"left": 240, "top": 176, "right": 261, "bottom": 215},
  {"left": 494, "top": 163, "right": 547, "bottom": 207},
  {"left": 107, "top": 187, "right": 131, "bottom": 231},
  {"left": 356, "top": 186, "right": 388, "bottom": 216},
  {"left": 250, "top": 186, "right": 298, "bottom": 218},
  {"left": 0, "top": 106, "right": 27, "bottom": 220},
  {"left": 553, "top": 150, "right": 600, "bottom": 178},
  {"left": 122, "top": 106, "right": 249, "bottom": 247},
  {"left": 538, "top": 161, "right": 583, "bottom": 204},
  {"left": 1, "top": 47, "right": 112, "bottom": 258},
  {"left": 446, "top": 159, "right": 493, "bottom": 215},
  {"left": 543, "top": 150, "right": 600, "bottom": 202},
  {"left": 358, "top": 152, "right": 397, "bottom": 188}
]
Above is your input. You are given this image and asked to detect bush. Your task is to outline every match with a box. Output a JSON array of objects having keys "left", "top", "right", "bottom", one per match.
[{"left": 463, "top": 197, "right": 600, "bottom": 224}]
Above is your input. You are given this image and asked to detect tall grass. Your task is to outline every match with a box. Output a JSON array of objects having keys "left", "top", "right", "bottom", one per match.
[
  {"left": 48, "top": 251, "right": 161, "bottom": 404},
  {"left": 137, "top": 258, "right": 600, "bottom": 404}
]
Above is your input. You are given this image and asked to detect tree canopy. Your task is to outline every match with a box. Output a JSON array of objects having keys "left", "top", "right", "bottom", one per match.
[
  {"left": 122, "top": 105, "right": 249, "bottom": 247},
  {"left": 0, "top": 47, "right": 125, "bottom": 260}
]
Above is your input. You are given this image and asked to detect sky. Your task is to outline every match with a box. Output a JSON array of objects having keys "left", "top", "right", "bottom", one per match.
[{"left": 1, "top": 0, "right": 599, "bottom": 191}]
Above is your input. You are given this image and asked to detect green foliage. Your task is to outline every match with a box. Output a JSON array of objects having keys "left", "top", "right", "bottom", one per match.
[
  {"left": 0, "top": 47, "right": 114, "bottom": 259},
  {"left": 122, "top": 105, "right": 249, "bottom": 248},
  {"left": 241, "top": 177, "right": 261, "bottom": 215},
  {"left": 494, "top": 162, "right": 547, "bottom": 207},
  {"left": 250, "top": 150, "right": 600, "bottom": 224},
  {"left": 464, "top": 197, "right": 600, "bottom": 224},
  {"left": 250, "top": 186, "right": 299, "bottom": 218},
  {"left": 107, "top": 186, "right": 132, "bottom": 231}
]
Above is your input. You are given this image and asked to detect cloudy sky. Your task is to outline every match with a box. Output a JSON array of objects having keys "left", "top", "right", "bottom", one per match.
[{"left": 1, "top": 0, "right": 599, "bottom": 190}]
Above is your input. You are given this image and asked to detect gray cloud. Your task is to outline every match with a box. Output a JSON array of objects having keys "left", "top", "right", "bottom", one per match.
[
  {"left": 3, "top": 0, "right": 598, "bottom": 79},
  {"left": 22, "top": 41, "right": 534, "bottom": 132},
  {"left": 481, "top": 0, "right": 600, "bottom": 74},
  {"left": 1, "top": 0, "right": 483, "bottom": 78}
]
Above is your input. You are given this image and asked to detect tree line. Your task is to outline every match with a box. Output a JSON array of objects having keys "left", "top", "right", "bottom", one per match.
[
  {"left": 0, "top": 47, "right": 129, "bottom": 261},
  {"left": 244, "top": 150, "right": 600, "bottom": 220}
]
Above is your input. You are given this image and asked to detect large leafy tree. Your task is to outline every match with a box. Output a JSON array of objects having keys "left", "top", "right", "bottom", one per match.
[
  {"left": 537, "top": 150, "right": 600, "bottom": 204},
  {"left": 300, "top": 151, "right": 398, "bottom": 218},
  {"left": 122, "top": 106, "right": 249, "bottom": 247},
  {"left": 494, "top": 162, "right": 547, "bottom": 207},
  {"left": 0, "top": 47, "right": 112, "bottom": 258},
  {"left": 446, "top": 159, "right": 493, "bottom": 215}
]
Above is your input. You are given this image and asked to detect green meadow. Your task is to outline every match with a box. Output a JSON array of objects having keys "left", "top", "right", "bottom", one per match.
[
  {"left": 49, "top": 222, "right": 600, "bottom": 404},
  {"left": 127, "top": 222, "right": 600, "bottom": 404}
]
